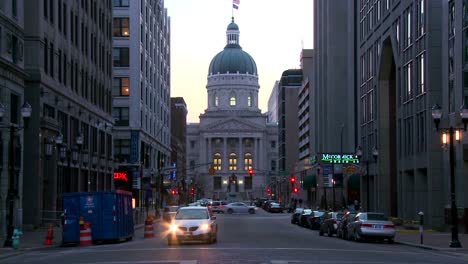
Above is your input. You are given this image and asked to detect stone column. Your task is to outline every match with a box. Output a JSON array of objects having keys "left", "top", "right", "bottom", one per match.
[
  {"left": 207, "top": 137, "right": 212, "bottom": 165},
  {"left": 239, "top": 137, "right": 243, "bottom": 170},
  {"left": 223, "top": 137, "right": 228, "bottom": 173}
]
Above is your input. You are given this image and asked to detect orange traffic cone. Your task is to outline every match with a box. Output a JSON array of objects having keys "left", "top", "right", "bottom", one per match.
[
  {"left": 144, "top": 216, "right": 154, "bottom": 238},
  {"left": 79, "top": 217, "right": 92, "bottom": 246},
  {"left": 44, "top": 224, "right": 54, "bottom": 245}
]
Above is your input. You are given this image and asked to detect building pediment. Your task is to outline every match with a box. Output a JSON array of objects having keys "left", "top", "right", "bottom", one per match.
[{"left": 205, "top": 118, "right": 262, "bottom": 131}]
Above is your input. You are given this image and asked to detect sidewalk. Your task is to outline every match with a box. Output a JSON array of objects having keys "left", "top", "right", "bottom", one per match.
[
  {"left": 396, "top": 228, "right": 468, "bottom": 254},
  {"left": 0, "top": 210, "right": 161, "bottom": 260}
]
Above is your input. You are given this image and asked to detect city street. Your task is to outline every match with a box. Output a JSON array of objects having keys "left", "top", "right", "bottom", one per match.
[{"left": 3, "top": 209, "right": 467, "bottom": 264}]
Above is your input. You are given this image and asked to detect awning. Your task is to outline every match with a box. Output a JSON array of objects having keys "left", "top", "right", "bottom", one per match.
[
  {"left": 347, "top": 174, "right": 361, "bottom": 190},
  {"left": 303, "top": 175, "right": 317, "bottom": 189}
]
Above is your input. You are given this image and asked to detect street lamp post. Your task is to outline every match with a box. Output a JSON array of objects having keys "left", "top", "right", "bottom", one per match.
[
  {"left": 355, "top": 145, "right": 378, "bottom": 211},
  {"left": 2, "top": 102, "right": 32, "bottom": 247},
  {"left": 431, "top": 103, "right": 467, "bottom": 248}
]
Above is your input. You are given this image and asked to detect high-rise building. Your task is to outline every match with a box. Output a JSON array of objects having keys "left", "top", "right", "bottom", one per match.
[
  {"left": 22, "top": 0, "right": 114, "bottom": 229},
  {"left": 267, "top": 81, "right": 279, "bottom": 124},
  {"left": 170, "top": 97, "right": 187, "bottom": 204},
  {"left": 112, "top": 0, "right": 171, "bottom": 210},
  {"left": 186, "top": 18, "right": 278, "bottom": 201},
  {"left": 0, "top": 0, "right": 27, "bottom": 239}
]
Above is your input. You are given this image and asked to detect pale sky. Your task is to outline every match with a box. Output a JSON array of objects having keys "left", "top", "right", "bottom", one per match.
[{"left": 164, "top": 0, "right": 314, "bottom": 123}]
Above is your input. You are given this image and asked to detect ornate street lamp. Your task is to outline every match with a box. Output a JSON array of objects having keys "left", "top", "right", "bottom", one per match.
[{"left": 431, "top": 103, "right": 468, "bottom": 248}]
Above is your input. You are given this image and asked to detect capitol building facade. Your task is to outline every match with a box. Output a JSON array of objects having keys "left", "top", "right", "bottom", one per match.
[{"left": 186, "top": 18, "right": 278, "bottom": 201}]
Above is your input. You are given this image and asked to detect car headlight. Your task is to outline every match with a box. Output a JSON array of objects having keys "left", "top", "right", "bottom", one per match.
[
  {"left": 169, "top": 224, "right": 178, "bottom": 232},
  {"left": 200, "top": 223, "right": 210, "bottom": 231}
]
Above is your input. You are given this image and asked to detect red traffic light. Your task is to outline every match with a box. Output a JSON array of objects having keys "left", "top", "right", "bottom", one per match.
[
  {"left": 290, "top": 176, "right": 296, "bottom": 183},
  {"left": 171, "top": 189, "right": 177, "bottom": 195},
  {"left": 248, "top": 169, "right": 253, "bottom": 176},
  {"left": 191, "top": 187, "right": 195, "bottom": 195},
  {"left": 267, "top": 188, "right": 271, "bottom": 193},
  {"left": 293, "top": 187, "right": 299, "bottom": 193}
]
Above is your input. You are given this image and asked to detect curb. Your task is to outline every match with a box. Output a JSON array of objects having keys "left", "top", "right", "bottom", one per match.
[{"left": 397, "top": 241, "right": 468, "bottom": 252}]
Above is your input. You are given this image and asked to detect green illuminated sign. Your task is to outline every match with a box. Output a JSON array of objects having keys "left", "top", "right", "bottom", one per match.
[{"left": 320, "top": 153, "right": 360, "bottom": 164}]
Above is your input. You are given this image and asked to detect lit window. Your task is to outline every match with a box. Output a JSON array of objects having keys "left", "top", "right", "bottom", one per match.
[
  {"left": 229, "top": 153, "right": 237, "bottom": 171},
  {"left": 213, "top": 153, "right": 222, "bottom": 171},
  {"left": 230, "top": 93, "right": 236, "bottom": 106},
  {"left": 215, "top": 95, "right": 219, "bottom": 106},
  {"left": 244, "top": 153, "right": 252, "bottom": 170},
  {"left": 247, "top": 95, "right": 252, "bottom": 107}
]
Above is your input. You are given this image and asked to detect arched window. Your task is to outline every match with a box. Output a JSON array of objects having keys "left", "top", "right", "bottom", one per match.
[
  {"left": 213, "top": 153, "right": 222, "bottom": 171},
  {"left": 215, "top": 95, "right": 219, "bottom": 106},
  {"left": 230, "top": 93, "right": 236, "bottom": 106},
  {"left": 247, "top": 94, "right": 252, "bottom": 107},
  {"left": 229, "top": 152, "right": 237, "bottom": 171},
  {"left": 244, "top": 152, "right": 253, "bottom": 170}
]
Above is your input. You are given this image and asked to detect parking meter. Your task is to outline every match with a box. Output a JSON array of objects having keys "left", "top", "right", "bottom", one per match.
[{"left": 418, "top": 211, "right": 424, "bottom": 244}]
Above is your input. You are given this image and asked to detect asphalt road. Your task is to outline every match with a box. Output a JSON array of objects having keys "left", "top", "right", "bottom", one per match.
[{"left": 4, "top": 209, "right": 467, "bottom": 264}]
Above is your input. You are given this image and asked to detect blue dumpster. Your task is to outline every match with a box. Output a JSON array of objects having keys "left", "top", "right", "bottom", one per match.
[{"left": 62, "top": 190, "right": 134, "bottom": 244}]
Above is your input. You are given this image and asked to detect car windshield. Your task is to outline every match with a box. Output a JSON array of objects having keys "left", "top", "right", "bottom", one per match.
[
  {"left": 175, "top": 209, "right": 209, "bottom": 220},
  {"left": 166, "top": 206, "right": 179, "bottom": 212},
  {"left": 366, "top": 213, "right": 388, "bottom": 221},
  {"left": 313, "top": 211, "right": 325, "bottom": 217}
]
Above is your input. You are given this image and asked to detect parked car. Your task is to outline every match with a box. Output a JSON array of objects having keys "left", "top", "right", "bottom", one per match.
[
  {"left": 307, "top": 210, "right": 326, "bottom": 230},
  {"left": 299, "top": 209, "right": 313, "bottom": 227},
  {"left": 268, "top": 203, "right": 284, "bottom": 213},
  {"left": 163, "top": 206, "right": 180, "bottom": 223},
  {"left": 291, "top": 208, "right": 305, "bottom": 224},
  {"left": 209, "top": 201, "right": 228, "bottom": 213},
  {"left": 336, "top": 211, "right": 357, "bottom": 239},
  {"left": 346, "top": 212, "right": 396, "bottom": 243},
  {"left": 319, "top": 212, "right": 345, "bottom": 237},
  {"left": 224, "top": 202, "right": 256, "bottom": 214},
  {"left": 167, "top": 206, "right": 217, "bottom": 245}
]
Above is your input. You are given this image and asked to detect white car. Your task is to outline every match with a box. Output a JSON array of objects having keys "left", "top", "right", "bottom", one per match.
[
  {"left": 223, "top": 202, "right": 256, "bottom": 214},
  {"left": 167, "top": 206, "right": 217, "bottom": 245}
]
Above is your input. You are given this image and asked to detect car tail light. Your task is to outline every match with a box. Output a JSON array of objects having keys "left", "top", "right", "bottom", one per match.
[
  {"left": 384, "top": 224, "right": 395, "bottom": 229},
  {"left": 360, "top": 223, "right": 373, "bottom": 228}
]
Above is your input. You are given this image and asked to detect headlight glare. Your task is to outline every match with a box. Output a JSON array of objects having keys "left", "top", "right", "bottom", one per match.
[
  {"left": 200, "top": 223, "right": 210, "bottom": 231},
  {"left": 169, "top": 224, "right": 178, "bottom": 232}
]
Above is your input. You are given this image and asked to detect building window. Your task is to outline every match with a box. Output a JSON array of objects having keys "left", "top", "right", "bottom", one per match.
[
  {"left": 213, "top": 152, "right": 222, "bottom": 171},
  {"left": 49, "top": 0, "right": 54, "bottom": 24},
  {"left": 244, "top": 177, "right": 252, "bottom": 190},
  {"left": 113, "top": 47, "right": 129, "bottom": 67},
  {"left": 44, "top": 0, "right": 48, "bottom": 18},
  {"left": 113, "top": 18, "right": 130, "bottom": 37},
  {"left": 229, "top": 153, "right": 237, "bottom": 171},
  {"left": 404, "top": 62, "right": 412, "bottom": 100},
  {"left": 271, "top": 141, "right": 276, "bottom": 148},
  {"left": 44, "top": 38, "right": 48, "bottom": 74},
  {"left": 113, "top": 77, "right": 130, "bottom": 96},
  {"left": 214, "top": 95, "right": 218, "bottom": 107},
  {"left": 112, "top": 107, "right": 129, "bottom": 126},
  {"left": 244, "top": 152, "right": 252, "bottom": 170},
  {"left": 213, "top": 177, "right": 222, "bottom": 190},
  {"left": 189, "top": 160, "right": 195, "bottom": 169},
  {"left": 247, "top": 95, "right": 252, "bottom": 107},
  {"left": 190, "top": 140, "right": 195, "bottom": 149},
  {"left": 270, "top": 160, "right": 277, "bottom": 171},
  {"left": 114, "top": 139, "right": 130, "bottom": 163},
  {"left": 418, "top": 53, "right": 425, "bottom": 94},
  {"left": 230, "top": 93, "right": 236, "bottom": 106},
  {"left": 449, "top": 1, "right": 455, "bottom": 37},
  {"left": 406, "top": 8, "right": 412, "bottom": 47}
]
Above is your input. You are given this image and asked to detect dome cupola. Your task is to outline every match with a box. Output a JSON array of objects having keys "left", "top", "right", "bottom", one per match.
[{"left": 208, "top": 18, "right": 257, "bottom": 75}]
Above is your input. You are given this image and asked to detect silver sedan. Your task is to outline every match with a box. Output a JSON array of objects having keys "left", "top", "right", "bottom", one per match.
[
  {"left": 223, "top": 202, "right": 256, "bottom": 214},
  {"left": 346, "top": 212, "right": 396, "bottom": 243}
]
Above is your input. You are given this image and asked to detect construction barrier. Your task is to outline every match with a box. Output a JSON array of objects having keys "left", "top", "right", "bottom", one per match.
[
  {"left": 44, "top": 224, "right": 54, "bottom": 245},
  {"left": 143, "top": 217, "right": 154, "bottom": 238},
  {"left": 79, "top": 217, "right": 92, "bottom": 246}
]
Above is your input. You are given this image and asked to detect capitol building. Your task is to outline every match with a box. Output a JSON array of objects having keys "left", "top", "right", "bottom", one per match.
[{"left": 186, "top": 18, "right": 278, "bottom": 201}]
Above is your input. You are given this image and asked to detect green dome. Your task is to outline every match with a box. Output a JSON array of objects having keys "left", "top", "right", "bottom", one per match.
[
  {"left": 209, "top": 46, "right": 257, "bottom": 75},
  {"left": 227, "top": 21, "right": 239, "bottom": 31}
]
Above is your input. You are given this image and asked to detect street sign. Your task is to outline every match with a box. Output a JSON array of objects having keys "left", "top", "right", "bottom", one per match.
[{"left": 279, "top": 171, "right": 289, "bottom": 175}]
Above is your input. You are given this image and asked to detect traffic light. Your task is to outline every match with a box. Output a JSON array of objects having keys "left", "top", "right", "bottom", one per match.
[
  {"left": 171, "top": 189, "right": 177, "bottom": 195},
  {"left": 248, "top": 169, "right": 253, "bottom": 177},
  {"left": 293, "top": 187, "right": 299, "bottom": 193},
  {"left": 191, "top": 187, "right": 195, "bottom": 196},
  {"left": 267, "top": 188, "right": 271, "bottom": 197},
  {"left": 290, "top": 175, "right": 296, "bottom": 184}
]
